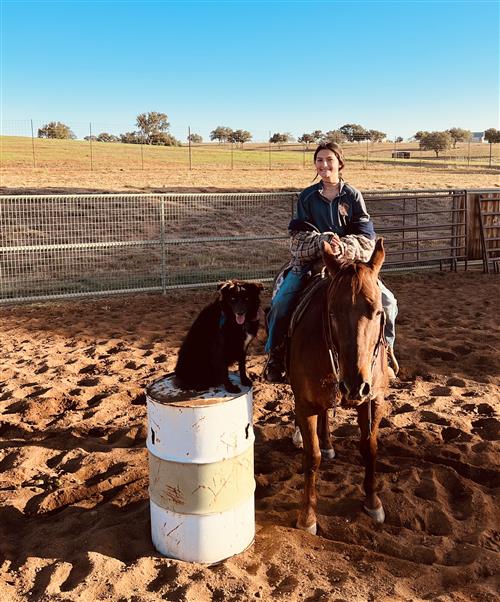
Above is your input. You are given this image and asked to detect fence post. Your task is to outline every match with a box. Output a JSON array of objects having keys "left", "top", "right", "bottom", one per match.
[
  {"left": 188, "top": 126, "right": 192, "bottom": 170},
  {"left": 268, "top": 131, "right": 271, "bottom": 170},
  {"left": 465, "top": 190, "right": 483, "bottom": 261},
  {"left": 160, "top": 196, "right": 167, "bottom": 294},
  {"left": 89, "top": 123, "right": 93, "bottom": 171},
  {"left": 30, "top": 119, "right": 36, "bottom": 168}
]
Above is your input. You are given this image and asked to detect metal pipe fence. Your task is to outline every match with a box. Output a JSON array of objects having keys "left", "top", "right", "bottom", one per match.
[{"left": 0, "top": 189, "right": 475, "bottom": 304}]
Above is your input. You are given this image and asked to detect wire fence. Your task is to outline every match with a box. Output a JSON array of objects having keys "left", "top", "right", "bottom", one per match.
[
  {"left": 1, "top": 120, "right": 498, "bottom": 171},
  {"left": 0, "top": 189, "right": 473, "bottom": 304}
]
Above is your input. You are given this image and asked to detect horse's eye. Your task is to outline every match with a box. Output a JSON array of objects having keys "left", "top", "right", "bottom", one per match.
[{"left": 376, "top": 310, "right": 383, "bottom": 316}]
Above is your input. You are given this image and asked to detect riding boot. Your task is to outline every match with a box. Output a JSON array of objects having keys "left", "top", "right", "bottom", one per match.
[
  {"left": 388, "top": 346, "right": 399, "bottom": 374},
  {"left": 387, "top": 346, "right": 399, "bottom": 380},
  {"left": 264, "top": 345, "right": 287, "bottom": 383}
]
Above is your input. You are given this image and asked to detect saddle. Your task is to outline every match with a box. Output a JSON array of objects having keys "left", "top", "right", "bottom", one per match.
[{"left": 287, "top": 270, "right": 329, "bottom": 339}]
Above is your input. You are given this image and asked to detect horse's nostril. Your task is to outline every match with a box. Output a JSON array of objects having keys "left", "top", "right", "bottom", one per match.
[
  {"left": 360, "top": 382, "right": 371, "bottom": 398},
  {"left": 339, "top": 381, "right": 349, "bottom": 396}
]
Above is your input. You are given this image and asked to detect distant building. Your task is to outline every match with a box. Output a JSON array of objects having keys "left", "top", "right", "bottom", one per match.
[
  {"left": 471, "top": 132, "right": 485, "bottom": 143},
  {"left": 392, "top": 151, "right": 411, "bottom": 159}
]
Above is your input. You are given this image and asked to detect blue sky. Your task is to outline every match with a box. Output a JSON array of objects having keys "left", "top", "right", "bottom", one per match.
[{"left": 1, "top": 0, "right": 498, "bottom": 141}]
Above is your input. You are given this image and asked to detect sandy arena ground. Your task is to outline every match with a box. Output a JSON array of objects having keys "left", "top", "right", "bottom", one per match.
[{"left": 0, "top": 268, "right": 499, "bottom": 602}]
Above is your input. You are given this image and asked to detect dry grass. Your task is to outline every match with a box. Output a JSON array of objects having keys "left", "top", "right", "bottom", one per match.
[
  {"left": 1, "top": 161, "right": 498, "bottom": 196},
  {"left": 0, "top": 136, "right": 499, "bottom": 195}
]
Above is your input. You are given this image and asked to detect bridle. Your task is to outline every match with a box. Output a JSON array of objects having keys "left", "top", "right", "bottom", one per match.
[{"left": 323, "top": 279, "right": 386, "bottom": 438}]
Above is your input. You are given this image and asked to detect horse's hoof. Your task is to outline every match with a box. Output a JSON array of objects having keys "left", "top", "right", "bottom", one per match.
[
  {"left": 363, "top": 504, "right": 385, "bottom": 523},
  {"left": 292, "top": 427, "right": 303, "bottom": 449},
  {"left": 320, "top": 447, "right": 335, "bottom": 460},
  {"left": 296, "top": 520, "right": 317, "bottom": 535}
]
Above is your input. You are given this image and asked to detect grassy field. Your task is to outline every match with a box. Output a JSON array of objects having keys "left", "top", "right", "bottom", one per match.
[
  {"left": 1, "top": 136, "right": 499, "bottom": 171},
  {"left": 1, "top": 136, "right": 498, "bottom": 194}
]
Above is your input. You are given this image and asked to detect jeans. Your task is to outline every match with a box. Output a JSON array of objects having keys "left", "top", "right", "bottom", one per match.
[
  {"left": 265, "top": 269, "right": 398, "bottom": 353},
  {"left": 378, "top": 280, "right": 397, "bottom": 349}
]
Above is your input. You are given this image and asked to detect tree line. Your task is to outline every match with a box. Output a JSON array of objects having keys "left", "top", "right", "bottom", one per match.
[
  {"left": 37, "top": 112, "right": 181, "bottom": 147},
  {"left": 36, "top": 114, "right": 500, "bottom": 156}
]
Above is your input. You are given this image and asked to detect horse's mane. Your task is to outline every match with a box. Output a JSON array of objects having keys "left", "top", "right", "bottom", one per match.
[{"left": 330, "top": 261, "right": 374, "bottom": 303}]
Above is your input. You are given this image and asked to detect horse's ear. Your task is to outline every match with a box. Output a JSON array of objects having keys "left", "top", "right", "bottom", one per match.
[
  {"left": 367, "top": 238, "right": 385, "bottom": 275},
  {"left": 322, "top": 241, "right": 341, "bottom": 274},
  {"left": 217, "top": 280, "right": 232, "bottom": 291}
]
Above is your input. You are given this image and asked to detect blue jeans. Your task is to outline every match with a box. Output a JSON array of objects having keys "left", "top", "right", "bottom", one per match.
[
  {"left": 379, "top": 280, "right": 397, "bottom": 349},
  {"left": 265, "top": 270, "right": 398, "bottom": 353}
]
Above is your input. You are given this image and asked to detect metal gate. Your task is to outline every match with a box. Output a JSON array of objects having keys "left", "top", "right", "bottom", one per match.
[{"left": 0, "top": 189, "right": 468, "bottom": 303}]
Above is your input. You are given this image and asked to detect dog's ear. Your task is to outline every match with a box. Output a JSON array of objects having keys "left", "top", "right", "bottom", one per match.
[{"left": 246, "top": 282, "right": 264, "bottom": 293}]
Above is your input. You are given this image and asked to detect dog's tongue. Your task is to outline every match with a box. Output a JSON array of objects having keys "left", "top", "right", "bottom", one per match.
[{"left": 236, "top": 314, "right": 246, "bottom": 325}]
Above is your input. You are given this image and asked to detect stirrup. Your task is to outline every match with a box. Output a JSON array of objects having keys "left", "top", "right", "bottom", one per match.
[{"left": 264, "top": 362, "right": 287, "bottom": 384}]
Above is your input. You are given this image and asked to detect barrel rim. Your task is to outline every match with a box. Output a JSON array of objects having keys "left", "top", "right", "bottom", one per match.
[{"left": 146, "top": 371, "right": 251, "bottom": 408}]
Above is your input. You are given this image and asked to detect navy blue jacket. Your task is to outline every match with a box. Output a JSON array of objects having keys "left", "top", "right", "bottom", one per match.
[{"left": 295, "top": 181, "right": 376, "bottom": 240}]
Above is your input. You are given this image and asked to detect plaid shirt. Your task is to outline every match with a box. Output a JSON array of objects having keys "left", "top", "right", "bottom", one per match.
[{"left": 289, "top": 230, "right": 375, "bottom": 274}]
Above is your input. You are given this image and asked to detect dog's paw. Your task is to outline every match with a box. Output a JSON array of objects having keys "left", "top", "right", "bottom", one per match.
[{"left": 225, "top": 382, "right": 241, "bottom": 394}]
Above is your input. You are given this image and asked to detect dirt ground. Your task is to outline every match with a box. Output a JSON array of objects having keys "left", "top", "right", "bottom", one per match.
[
  {"left": 0, "top": 269, "right": 499, "bottom": 602},
  {"left": 1, "top": 162, "right": 499, "bottom": 195}
]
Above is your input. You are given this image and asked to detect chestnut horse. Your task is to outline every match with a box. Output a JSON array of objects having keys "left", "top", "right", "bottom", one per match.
[{"left": 288, "top": 238, "right": 389, "bottom": 534}]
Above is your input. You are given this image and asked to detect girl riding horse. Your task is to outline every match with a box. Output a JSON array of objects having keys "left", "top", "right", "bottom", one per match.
[{"left": 264, "top": 141, "right": 398, "bottom": 383}]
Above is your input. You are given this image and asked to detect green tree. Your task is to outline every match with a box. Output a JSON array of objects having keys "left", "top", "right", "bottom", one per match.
[
  {"left": 446, "top": 127, "right": 472, "bottom": 148},
  {"left": 368, "top": 129, "right": 386, "bottom": 143},
  {"left": 149, "top": 132, "right": 180, "bottom": 146},
  {"left": 269, "top": 132, "right": 293, "bottom": 147},
  {"left": 120, "top": 131, "right": 143, "bottom": 144},
  {"left": 322, "top": 130, "right": 346, "bottom": 144},
  {"left": 339, "top": 123, "right": 368, "bottom": 142},
  {"left": 136, "top": 111, "right": 170, "bottom": 144},
  {"left": 187, "top": 133, "right": 203, "bottom": 143},
  {"left": 96, "top": 132, "right": 119, "bottom": 142},
  {"left": 210, "top": 126, "right": 233, "bottom": 143},
  {"left": 420, "top": 131, "right": 453, "bottom": 157},
  {"left": 38, "top": 121, "right": 76, "bottom": 139},
  {"left": 229, "top": 129, "right": 252, "bottom": 147},
  {"left": 311, "top": 130, "right": 323, "bottom": 143},
  {"left": 395, "top": 136, "right": 403, "bottom": 143},
  {"left": 298, "top": 133, "right": 315, "bottom": 148},
  {"left": 414, "top": 131, "right": 429, "bottom": 148},
  {"left": 484, "top": 128, "right": 500, "bottom": 143}
]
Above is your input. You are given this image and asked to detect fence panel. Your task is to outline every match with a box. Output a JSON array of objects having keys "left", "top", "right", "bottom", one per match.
[
  {"left": 364, "top": 189, "right": 467, "bottom": 269},
  {"left": 0, "top": 189, "right": 473, "bottom": 304}
]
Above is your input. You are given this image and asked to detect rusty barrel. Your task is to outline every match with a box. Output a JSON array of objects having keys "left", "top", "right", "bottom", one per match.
[{"left": 146, "top": 373, "right": 255, "bottom": 563}]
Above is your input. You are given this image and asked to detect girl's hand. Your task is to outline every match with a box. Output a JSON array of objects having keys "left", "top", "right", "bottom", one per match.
[{"left": 329, "top": 234, "right": 342, "bottom": 256}]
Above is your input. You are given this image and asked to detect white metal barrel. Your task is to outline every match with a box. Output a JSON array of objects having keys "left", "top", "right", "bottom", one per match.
[{"left": 146, "top": 373, "right": 255, "bottom": 564}]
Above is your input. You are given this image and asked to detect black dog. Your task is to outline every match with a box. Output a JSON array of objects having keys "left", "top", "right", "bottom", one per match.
[{"left": 175, "top": 280, "right": 263, "bottom": 394}]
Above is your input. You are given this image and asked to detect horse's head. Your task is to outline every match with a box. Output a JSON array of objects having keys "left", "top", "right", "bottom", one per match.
[{"left": 322, "top": 238, "right": 386, "bottom": 405}]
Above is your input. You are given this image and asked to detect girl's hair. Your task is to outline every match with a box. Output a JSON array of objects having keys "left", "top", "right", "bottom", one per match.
[{"left": 313, "top": 142, "right": 345, "bottom": 171}]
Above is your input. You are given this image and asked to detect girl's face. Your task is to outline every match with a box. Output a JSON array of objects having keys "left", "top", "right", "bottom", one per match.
[{"left": 315, "top": 149, "right": 340, "bottom": 183}]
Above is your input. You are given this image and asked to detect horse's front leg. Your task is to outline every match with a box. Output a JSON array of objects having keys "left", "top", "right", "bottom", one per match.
[
  {"left": 296, "top": 412, "right": 321, "bottom": 535},
  {"left": 356, "top": 397, "right": 385, "bottom": 523},
  {"left": 318, "top": 408, "right": 335, "bottom": 460}
]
